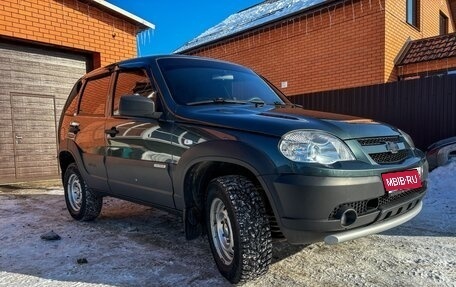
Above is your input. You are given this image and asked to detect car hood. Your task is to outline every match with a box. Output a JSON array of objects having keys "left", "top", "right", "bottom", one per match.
[{"left": 175, "top": 105, "right": 400, "bottom": 140}]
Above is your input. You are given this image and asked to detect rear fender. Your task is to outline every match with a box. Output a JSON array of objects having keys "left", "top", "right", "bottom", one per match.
[{"left": 59, "top": 140, "right": 108, "bottom": 192}]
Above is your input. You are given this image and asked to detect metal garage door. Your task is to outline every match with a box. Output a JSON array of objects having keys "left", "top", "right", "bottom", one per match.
[{"left": 0, "top": 42, "right": 88, "bottom": 182}]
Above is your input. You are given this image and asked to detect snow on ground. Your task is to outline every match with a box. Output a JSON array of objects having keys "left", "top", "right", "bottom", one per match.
[
  {"left": 421, "top": 159, "right": 456, "bottom": 235},
  {"left": 0, "top": 161, "right": 455, "bottom": 287}
]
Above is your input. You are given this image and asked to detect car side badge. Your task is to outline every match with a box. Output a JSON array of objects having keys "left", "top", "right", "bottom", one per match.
[{"left": 153, "top": 163, "right": 167, "bottom": 169}]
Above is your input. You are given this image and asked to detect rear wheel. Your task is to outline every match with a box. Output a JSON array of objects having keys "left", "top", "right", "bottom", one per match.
[
  {"left": 205, "top": 175, "right": 272, "bottom": 283},
  {"left": 63, "top": 163, "right": 102, "bottom": 221}
]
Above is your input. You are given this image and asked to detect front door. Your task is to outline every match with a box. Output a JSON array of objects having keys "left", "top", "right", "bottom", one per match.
[
  {"left": 104, "top": 68, "right": 174, "bottom": 208},
  {"left": 105, "top": 118, "right": 175, "bottom": 207}
]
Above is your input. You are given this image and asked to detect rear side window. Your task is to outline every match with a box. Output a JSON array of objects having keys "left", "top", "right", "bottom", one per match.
[
  {"left": 64, "top": 81, "right": 82, "bottom": 116},
  {"left": 79, "top": 75, "right": 111, "bottom": 116},
  {"left": 112, "top": 69, "right": 155, "bottom": 115}
]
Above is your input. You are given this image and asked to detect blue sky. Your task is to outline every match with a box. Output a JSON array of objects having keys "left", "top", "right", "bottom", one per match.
[{"left": 106, "top": 1, "right": 262, "bottom": 56}]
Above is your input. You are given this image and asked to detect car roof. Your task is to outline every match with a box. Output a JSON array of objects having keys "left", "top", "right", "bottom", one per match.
[{"left": 83, "top": 54, "right": 242, "bottom": 79}]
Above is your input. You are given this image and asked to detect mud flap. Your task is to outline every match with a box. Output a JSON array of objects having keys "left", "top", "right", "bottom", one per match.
[{"left": 184, "top": 206, "right": 202, "bottom": 240}]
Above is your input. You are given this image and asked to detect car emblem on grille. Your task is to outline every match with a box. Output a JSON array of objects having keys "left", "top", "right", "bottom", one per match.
[{"left": 385, "top": 141, "right": 399, "bottom": 154}]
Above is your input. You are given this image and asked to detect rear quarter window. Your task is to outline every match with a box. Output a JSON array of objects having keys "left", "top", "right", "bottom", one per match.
[{"left": 64, "top": 81, "right": 82, "bottom": 116}]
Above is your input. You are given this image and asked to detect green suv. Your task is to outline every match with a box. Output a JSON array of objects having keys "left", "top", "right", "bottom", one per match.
[{"left": 58, "top": 55, "right": 428, "bottom": 283}]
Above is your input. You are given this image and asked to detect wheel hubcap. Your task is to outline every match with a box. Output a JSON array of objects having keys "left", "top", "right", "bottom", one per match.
[
  {"left": 67, "top": 174, "right": 82, "bottom": 212},
  {"left": 210, "top": 198, "right": 234, "bottom": 265}
]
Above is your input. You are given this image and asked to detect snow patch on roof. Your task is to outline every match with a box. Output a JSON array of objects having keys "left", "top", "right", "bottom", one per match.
[{"left": 175, "top": 0, "right": 325, "bottom": 53}]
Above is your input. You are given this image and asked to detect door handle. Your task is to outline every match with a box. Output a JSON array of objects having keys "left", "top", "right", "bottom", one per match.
[
  {"left": 69, "top": 121, "right": 80, "bottom": 134},
  {"left": 15, "top": 134, "right": 23, "bottom": 143},
  {"left": 105, "top": 127, "right": 119, "bottom": 137}
]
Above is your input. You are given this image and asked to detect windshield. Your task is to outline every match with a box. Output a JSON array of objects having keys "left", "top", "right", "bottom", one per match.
[{"left": 157, "top": 58, "right": 287, "bottom": 106}]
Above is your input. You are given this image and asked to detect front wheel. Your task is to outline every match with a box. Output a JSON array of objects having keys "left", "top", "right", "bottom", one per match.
[
  {"left": 63, "top": 163, "right": 102, "bottom": 221},
  {"left": 205, "top": 175, "right": 272, "bottom": 283}
]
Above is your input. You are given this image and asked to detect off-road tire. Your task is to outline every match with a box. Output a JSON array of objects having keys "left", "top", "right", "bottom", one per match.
[
  {"left": 63, "top": 163, "right": 102, "bottom": 221},
  {"left": 205, "top": 175, "right": 272, "bottom": 283}
]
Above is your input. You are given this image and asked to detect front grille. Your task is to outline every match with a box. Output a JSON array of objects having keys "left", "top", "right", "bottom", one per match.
[
  {"left": 328, "top": 186, "right": 426, "bottom": 220},
  {"left": 357, "top": 136, "right": 411, "bottom": 164},
  {"left": 369, "top": 150, "right": 409, "bottom": 164},
  {"left": 329, "top": 200, "right": 369, "bottom": 219},
  {"left": 378, "top": 186, "right": 426, "bottom": 206},
  {"left": 358, "top": 136, "right": 401, "bottom": 146},
  {"left": 369, "top": 149, "right": 409, "bottom": 164}
]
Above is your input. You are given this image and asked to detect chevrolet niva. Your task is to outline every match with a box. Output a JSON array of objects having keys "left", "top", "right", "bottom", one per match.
[{"left": 58, "top": 55, "right": 428, "bottom": 283}]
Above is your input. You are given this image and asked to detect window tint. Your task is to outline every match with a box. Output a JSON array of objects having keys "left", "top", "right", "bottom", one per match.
[
  {"left": 113, "top": 69, "right": 156, "bottom": 115},
  {"left": 440, "top": 12, "right": 448, "bottom": 35},
  {"left": 158, "top": 58, "right": 284, "bottom": 105},
  {"left": 406, "top": 0, "right": 419, "bottom": 28},
  {"left": 79, "top": 75, "right": 110, "bottom": 116},
  {"left": 65, "top": 81, "right": 82, "bottom": 116}
]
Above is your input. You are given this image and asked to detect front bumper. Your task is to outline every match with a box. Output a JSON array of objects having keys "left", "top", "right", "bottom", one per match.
[
  {"left": 324, "top": 200, "right": 422, "bottom": 244},
  {"left": 260, "top": 162, "right": 428, "bottom": 244}
]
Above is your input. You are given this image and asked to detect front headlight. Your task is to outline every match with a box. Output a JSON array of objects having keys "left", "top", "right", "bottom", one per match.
[
  {"left": 398, "top": 129, "right": 415, "bottom": 149},
  {"left": 279, "top": 130, "right": 355, "bottom": 164}
]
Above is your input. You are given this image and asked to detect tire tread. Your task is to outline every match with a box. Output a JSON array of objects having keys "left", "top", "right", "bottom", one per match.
[
  {"left": 208, "top": 175, "right": 272, "bottom": 283},
  {"left": 64, "top": 163, "right": 102, "bottom": 221}
]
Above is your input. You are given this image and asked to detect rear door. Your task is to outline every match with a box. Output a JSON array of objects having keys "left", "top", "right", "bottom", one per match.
[
  {"left": 69, "top": 72, "right": 112, "bottom": 191},
  {"left": 104, "top": 67, "right": 175, "bottom": 208}
]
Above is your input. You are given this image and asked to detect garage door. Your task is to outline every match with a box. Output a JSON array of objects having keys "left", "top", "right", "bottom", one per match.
[{"left": 0, "top": 42, "right": 88, "bottom": 182}]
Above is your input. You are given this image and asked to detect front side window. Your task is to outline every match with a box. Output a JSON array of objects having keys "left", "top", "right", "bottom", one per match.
[
  {"left": 158, "top": 58, "right": 286, "bottom": 106},
  {"left": 79, "top": 75, "right": 110, "bottom": 116},
  {"left": 406, "top": 0, "right": 419, "bottom": 28},
  {"left": 112, "top": 69, "right": 156, "bottom": 115}
]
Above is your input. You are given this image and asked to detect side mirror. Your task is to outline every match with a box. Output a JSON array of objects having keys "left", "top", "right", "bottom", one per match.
[{"left": 118, "top": 95, "right": 162, "bottom": 119}]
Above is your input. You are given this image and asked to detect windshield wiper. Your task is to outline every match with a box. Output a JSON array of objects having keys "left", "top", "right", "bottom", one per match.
[
  {"left": 249, "top": 99, "right": 265, "bottom": 107},
  {"left": 186, "top": 98, "right": 248, "bottom": 106},
  {"left": 187, "top": 98, "right": 270, "bottom": 107},
  {"left": 273, "top": 101, "right": 303, "bottom": 108}
]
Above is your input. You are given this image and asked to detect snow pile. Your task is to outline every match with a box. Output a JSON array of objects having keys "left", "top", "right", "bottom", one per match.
[
  {"left": 427, "top": 159, "right": 456, "bottom": 193},
  {"left": 175, "top": 0, "right": 324, "bottom": 53},
  {"left": 417, "top": 159, "right": 456, "bottom": 234}
]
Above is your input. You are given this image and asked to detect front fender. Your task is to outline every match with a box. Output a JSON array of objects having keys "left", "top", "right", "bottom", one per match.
[{"left": 172, "top": 140, "right": 278, "bottom": 211}]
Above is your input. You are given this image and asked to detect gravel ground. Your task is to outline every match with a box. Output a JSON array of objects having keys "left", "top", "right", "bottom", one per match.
[{"left": 0, "top": 162, "right": 455, "bottom": 287}]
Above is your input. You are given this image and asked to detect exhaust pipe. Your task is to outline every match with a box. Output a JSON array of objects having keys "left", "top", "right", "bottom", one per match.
[{"left": 336, "top": 206, "right": 357, "bottom": 227}]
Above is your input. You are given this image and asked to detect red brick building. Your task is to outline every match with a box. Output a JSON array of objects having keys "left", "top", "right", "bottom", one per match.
[
  {"left": 177, "top": 0, "right": 456, "bottom": 96},
  {"left": 0, "top": 0, "right": 154, "bottom": 182}
]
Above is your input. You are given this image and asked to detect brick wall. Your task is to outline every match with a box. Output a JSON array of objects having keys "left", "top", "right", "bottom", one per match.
[
  {"left": 185, "top": 0, "right": 455, "bottom": 95},
  {"left": 0, "top": 0, "right": 138, "bottom": 67},
  {"left": 187, "top": 0, "right": 387, "bottom": 95},
  {"left": 385, "top": 0, "right": 455, "bottom": 81},
  {"left": 398, "top": 57, "right": 456, "bottom": 77}
]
